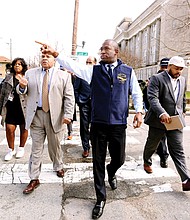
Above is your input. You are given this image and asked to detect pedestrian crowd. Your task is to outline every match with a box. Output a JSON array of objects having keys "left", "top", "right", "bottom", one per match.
[{"left": 0, "top": 39, "right": 189, "bottom": 219}]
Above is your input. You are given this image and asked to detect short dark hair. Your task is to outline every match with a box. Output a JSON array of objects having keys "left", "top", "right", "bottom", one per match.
[
  {"left": 6, "top": 63, "right": 11, "bottom": 70},
  {"left": 160, "top": 57, "right": 170, "bottom": 67}
]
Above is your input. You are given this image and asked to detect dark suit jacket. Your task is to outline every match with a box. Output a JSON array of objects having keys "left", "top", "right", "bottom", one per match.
[{"left": 144, "top": 71, "right": 186, "bottom": 129}]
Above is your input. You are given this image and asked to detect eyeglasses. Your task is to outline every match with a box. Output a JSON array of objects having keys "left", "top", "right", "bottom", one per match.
[{"left": 86, "top": 61, "right": 93, "bottom": 64}]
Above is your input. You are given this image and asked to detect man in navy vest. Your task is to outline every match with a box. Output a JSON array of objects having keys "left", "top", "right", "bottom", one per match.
[{"left": 40, "top": 39, "right": 143, "bottom": 219}]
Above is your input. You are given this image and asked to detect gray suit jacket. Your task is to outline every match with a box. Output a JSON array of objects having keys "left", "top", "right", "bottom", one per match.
[
  {"left": 144, "top": 71, "right": 186, "bottom": 129},
  {"left": 20, "top": 67, "right": 75, "bottom": 132},
  {"left": 0, "top": 73, "right": 27, "bottom": 126}
]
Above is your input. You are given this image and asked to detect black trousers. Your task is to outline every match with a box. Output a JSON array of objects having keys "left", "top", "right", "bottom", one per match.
[
  {"left": 90, "top": 123, "right": 126, "bottom": 202},
  {"left": 78, "top": 101, "right": 91, "bottom": 151},
  {"left": 156, "top": 135, "right": 169, "bottom": 160}
]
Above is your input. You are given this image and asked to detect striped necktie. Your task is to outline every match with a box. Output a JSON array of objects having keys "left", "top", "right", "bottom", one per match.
[{"left": 42, "top": 69, "right": 50, "bottom": 112}]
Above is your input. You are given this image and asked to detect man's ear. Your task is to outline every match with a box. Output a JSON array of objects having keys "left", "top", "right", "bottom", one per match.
[{"left": 115, "top": 48, "right": 119, "bottom": 54}]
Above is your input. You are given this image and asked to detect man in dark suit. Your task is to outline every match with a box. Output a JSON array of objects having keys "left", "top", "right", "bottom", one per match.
[
  {"left": 74, "top": 56, "right": 97, "bottom": 158},
  {"left": 143, "top": 56, "right": 190, "bottom": 191}
]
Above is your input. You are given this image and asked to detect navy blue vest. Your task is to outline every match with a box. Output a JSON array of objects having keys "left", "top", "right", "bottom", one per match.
[{"left": 91, "top": 59, "right": 132, "bottom": 125}]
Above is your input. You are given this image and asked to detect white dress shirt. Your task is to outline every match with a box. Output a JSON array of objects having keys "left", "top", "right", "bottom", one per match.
[
  {"left": 38, "top": 67, "right": 54, "bottom": 107},
  {"left": 56, "top": 56, "right": 143, "bottom": 113}
]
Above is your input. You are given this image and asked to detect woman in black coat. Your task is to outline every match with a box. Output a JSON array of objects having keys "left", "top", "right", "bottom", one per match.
[{"left": 0, "top": 58, "right": 28, "bottom": 161}]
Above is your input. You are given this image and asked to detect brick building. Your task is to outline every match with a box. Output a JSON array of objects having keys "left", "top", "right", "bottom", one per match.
[{"left": 113, "top": 0, "right": 190, "bottom": 90}]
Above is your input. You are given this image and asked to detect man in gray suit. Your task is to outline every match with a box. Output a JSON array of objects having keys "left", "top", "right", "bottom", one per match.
[
  {"left": 143, "top": 56, "right": 190, "bottom": 191},
  {"left": 18, "top": 52, "right": 75, "bottom": 194}
]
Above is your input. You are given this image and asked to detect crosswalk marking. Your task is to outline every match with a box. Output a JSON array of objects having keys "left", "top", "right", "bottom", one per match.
[
  {"left": 150, "top": 183, "right": 173, "bottom": 192},
  {"left": 0, "top": 125, "right": 178, "bottom": 186},
  {"left": 0, "top": 164, "right": 63, "bottom": 184},
  {"left": 0, "top": 154, "right": 178, "bottom": 184},
  {"left": 184, "top": 126, "right": 190, "bottom": 131}
]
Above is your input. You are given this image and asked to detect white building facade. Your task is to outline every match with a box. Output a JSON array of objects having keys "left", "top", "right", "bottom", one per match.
[{"left": 113, "top": 0, "right": 190, "bottom": 89}]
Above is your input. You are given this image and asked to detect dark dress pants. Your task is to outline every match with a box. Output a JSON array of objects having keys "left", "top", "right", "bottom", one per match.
[
  {"left": 90, "top": 123, "right": 126, "bottom": 202},
  {"left": 143, "top": 126, "right": 189, "bottom": 182},
  {"left": 78, "top": 101, "right": 91, "bottom": 151},
  {"left": 156, "top": 135, "right": 169, "bottom": 161}
]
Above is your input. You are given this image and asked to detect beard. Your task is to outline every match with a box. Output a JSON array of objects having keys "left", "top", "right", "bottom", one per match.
[{"left": 168, "top": 69, "right": 180, "bottom": 79}]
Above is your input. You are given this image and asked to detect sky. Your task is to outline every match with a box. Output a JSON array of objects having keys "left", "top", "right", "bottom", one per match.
[{"left": 0, "top": 0, "right": 155, "bottom": 63}]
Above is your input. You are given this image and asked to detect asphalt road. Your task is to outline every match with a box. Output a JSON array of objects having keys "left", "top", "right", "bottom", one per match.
[{"left": 0, "top": 112, "right": 190, "bottom": 220}]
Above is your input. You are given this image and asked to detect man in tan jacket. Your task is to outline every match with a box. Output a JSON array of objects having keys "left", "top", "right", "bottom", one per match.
[{"left": 18, "top": 52, "right": 75, "bottom": 194}]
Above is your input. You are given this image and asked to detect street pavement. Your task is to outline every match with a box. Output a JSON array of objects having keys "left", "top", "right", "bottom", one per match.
[{"left": 1, "top": 111, "right": 190, "bottom": 220}]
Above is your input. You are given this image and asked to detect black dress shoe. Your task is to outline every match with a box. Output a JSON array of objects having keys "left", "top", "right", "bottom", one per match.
[
  {"left": 92, "top": 201, "right": 106, "bottom": 219},
  {"left": 106, "top": 165, "right": 117, "bottom": 190},
  {"left": 160, "top": 159, "right": 168, "bottom": 168},
  {"left": 108, "top": 176, "right": 117, "bottom": 190}
]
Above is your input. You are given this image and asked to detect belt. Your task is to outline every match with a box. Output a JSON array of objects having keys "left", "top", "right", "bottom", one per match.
[{"left": 37, "top": 106, "right": 43, "bottom": 110}]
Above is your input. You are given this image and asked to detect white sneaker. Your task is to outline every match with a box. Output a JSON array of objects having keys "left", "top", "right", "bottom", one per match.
[
  {"left": 15, "top": 147, "right": 25, "bottom": 159},
  {"left": 4, "top": 149, "right": 16, "bottom": 161}
]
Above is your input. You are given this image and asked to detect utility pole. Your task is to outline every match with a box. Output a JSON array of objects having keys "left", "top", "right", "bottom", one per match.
[{"left": 71, "top": 0, "right": 79, "bottom": 56}]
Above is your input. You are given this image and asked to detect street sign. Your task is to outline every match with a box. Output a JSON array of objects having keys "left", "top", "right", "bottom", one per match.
[
  {"left": 70, "top": 55, "right": 79, "bottom": 61},
  {"left": 77, "top": 52, "right": 88, "bottom": 56}
]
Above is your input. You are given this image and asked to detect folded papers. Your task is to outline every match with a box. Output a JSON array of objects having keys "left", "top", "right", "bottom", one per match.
[{"left": 163, "top": 115, "right": 184, "bottom": 130}]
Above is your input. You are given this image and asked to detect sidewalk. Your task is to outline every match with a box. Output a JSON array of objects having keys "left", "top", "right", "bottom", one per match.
[{"left": 0, "top": 114, "right": 190, "bottom": 219}]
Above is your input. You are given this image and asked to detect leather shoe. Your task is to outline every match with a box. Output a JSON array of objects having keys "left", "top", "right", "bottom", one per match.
[
  {"left": 144, "top": 164, "right": 153, "bottom": 174},
  {"left": 182, "top": 179, "right": 190, "bottom": 191},
  {"left": 23, "top": 179, "right": 40, "bottom": 194},
  {"left": 160, "top": 159, "right": 168, "bottom": 168},
  {"left": 106, "top": 165, "right": 117, "bottom": 190},
  {"left": 57, "top": 169, "right": 64, "bottom": 178},
  {"left": 67, "top": 135, "right": 72, "bottom": 140},
  {"left": 108, "top": 176, "right": 117, "bottom": 190},
  {"left": 92, "top": 200, "right": 106, "bottom": 219},
  {"left": 82, "top": 150, "right": 89, "bottom": 158}
]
